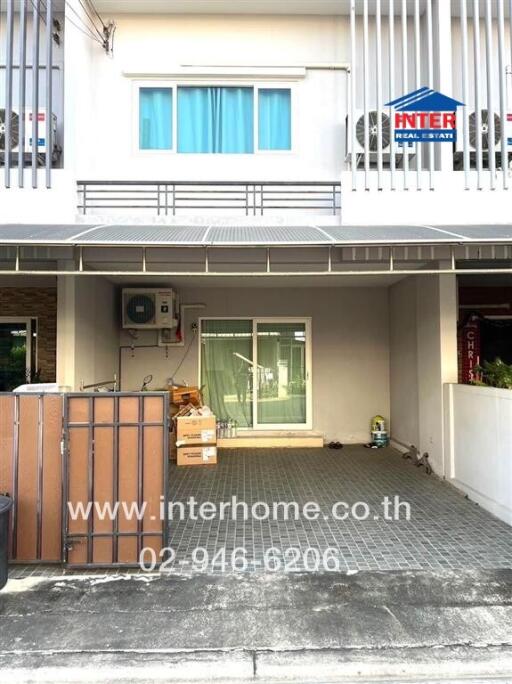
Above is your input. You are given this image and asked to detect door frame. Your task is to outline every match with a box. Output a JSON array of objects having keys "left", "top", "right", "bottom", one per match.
[{"left": 198, "top": 316, "right": 312, "bottom": 431}]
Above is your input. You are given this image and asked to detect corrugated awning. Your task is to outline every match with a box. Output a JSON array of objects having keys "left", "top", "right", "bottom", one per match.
[{"left": 0, "top": 223, "right": 512, "bottom": 247}]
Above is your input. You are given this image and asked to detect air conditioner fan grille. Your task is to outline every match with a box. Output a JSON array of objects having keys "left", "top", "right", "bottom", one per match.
[
  {"left": 126, "top": 294, "right": 155, "bottom": 325},
  {"left": 356, "top": 111, "right": 391, "bottom": 152}
]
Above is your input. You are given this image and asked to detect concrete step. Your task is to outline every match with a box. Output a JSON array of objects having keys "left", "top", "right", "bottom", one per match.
[{"left": 218, "top": 430, "right": 324, "bottom": 448}]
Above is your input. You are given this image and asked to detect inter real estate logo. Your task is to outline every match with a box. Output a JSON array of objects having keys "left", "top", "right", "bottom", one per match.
[{"left": 386, "top": 87, "right": 464, "bottom": 144}]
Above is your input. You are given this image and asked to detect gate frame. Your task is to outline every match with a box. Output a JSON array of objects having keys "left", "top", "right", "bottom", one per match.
[{"left": 62, "top": 392, "right": 170, "bottom": 568}]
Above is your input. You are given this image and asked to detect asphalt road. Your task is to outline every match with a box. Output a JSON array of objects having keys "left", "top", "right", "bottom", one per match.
[{"left": 1, "top": 568, "right": 512, "bottom": 682}]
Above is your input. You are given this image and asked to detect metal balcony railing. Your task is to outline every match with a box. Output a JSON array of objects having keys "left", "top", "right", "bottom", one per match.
[{"left": 76, "top": 181, "right": 342, "bottom": 216}]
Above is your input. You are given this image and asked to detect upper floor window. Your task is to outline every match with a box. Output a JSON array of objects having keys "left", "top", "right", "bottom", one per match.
[
  {"left": 178, "top": 86, "right": 254, "bottom": 153},
  {"left": 258, "top": 88, "right": 292, "bottom": 151},
  {"left": 136, "top": 84, "right": 292, "bottom": 154},
  {"left": 139, "top": 87, "right": 173, "bottom": 150}
]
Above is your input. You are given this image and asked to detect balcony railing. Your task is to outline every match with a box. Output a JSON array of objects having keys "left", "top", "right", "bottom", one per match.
[{"left": 77, "top": 181, "right": 342, "bottom": 217}]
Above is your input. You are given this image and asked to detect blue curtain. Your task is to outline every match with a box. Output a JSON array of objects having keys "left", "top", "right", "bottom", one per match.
[
  {"left": 139, "top": 88, "right": 173, "bottom": 150},
  {"left": 258, "top": 88, "right": 291, "bottom": 151},
  {"left": 178, "top": 87, "right": 254, "bottom": 153}
]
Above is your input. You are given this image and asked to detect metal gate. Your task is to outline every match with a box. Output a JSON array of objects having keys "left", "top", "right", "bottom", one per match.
[
  {"left": 63, "top": 393, "right": 169, "bottom": 568},
  {"left": 0, "top": 393, "right": 63, "bottom": 563}
]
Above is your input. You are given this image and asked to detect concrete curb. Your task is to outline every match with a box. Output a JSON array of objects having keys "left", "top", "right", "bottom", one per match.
[{"left": 1, "top": 645, "right": 512, "bottom": 683}]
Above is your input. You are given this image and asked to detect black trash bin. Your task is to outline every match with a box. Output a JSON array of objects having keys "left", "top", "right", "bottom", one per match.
[{"left": 0, "top": 495, "right": 13, "bottom": 590}]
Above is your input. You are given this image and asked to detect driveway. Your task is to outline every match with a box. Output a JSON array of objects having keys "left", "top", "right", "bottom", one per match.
[
  {"left": 4, "top": 447, "right": 512, "bottom": 682},
  {"left": 167, "top": 446, "right": 512, "bottom": 574}
]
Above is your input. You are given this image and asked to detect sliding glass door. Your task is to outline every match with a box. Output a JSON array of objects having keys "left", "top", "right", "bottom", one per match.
[
  {"left": 200, "top": 318, "right": 311, "bottom": 430},
  {"left": 200, "top": 319, "right": 254, "bottom": 428},
  {"left": 255, "top": 321, "right": 309, "bottom": 428}
]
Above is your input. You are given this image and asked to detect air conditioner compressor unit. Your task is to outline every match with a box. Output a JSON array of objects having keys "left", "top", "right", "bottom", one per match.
[
  {"left": 24, "top": 109, "right": 58, "bottom": 153},
  {"left": 455, "top": 109, "right": 512, "bottom": 153},
  {"left": 0, "top": 108, "right": 57, "bottom": 155},
  {"left": 346, "top": 110, "right": 409, "bottom": 160},
  {"left": 122, "top": 288, "right": 177, "bottom": 330}
]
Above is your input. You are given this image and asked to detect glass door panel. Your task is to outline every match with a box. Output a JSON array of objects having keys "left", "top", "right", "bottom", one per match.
[
  {"left": 0, "top": 320, "right": 31, "bottom": 391},
  {"left": 200, "top": 319, "right": 253, "bottom": 428},
  {"left": 256, "top": 321, "right": 308, "bottom": 427}
]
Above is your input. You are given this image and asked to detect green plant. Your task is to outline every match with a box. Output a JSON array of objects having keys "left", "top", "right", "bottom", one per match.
[
  {"left": 472, "top": 358, "right": 512, "bottom": 390},
  {"left": 9, "top": 344, "right": 26, "bottom": 369}
]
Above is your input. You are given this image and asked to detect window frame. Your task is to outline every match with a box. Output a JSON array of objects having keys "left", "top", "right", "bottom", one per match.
[
  {"left": 254, "top": 85, "right": 294, "bottom": 155},
  {"left": 133, "top": 80, "right": 176, "bottom": 155},
  {"left": 133, "top": 79, "right": 296, "bottom": 156},
  {"left": 198, "top": 317, "right": 312, "bottom": 431}
]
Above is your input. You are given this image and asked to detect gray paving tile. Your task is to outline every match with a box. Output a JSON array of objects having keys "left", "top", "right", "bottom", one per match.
[
  {"left": 165, "top": 446, "right": 512, "bottom": 574},
  {"left": 11, "top": 446, "right": 512, "bottom": 578}
]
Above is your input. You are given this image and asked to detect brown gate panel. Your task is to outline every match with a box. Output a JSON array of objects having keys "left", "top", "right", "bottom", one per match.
[
  {"left": 0, "top": 393, "right": 63, "bottom": 563},
  {"left": 67, "top": 427, "right": 89, "bottom": 566},
  {"left": 0, "top": 396, "right": 15, "bottom": 547},
  {"left": 143, "top": 424, "right": 165, "bottom": 556},
  {"left": 93, "top": 426, "right": 115, "bottom": 565},
  {"left": 41, "top": 396, "right": 65, "bottom": 560},
  {"left": 16, "top": 395, "right": 39, "bottom": 560},
  {"left": 65, "top": 393, "right": 169, "bottom": 568},
  {"left": 118, "top": 425, "right": 139, "bottom": 563}
]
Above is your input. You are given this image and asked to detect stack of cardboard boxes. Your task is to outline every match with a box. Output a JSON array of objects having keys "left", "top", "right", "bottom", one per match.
[
  {"left": 175, "top": 414, "right": 217, "bottom": 466},
  {"left": 169, "top": 385, "right": 218, "bottom": 466}
]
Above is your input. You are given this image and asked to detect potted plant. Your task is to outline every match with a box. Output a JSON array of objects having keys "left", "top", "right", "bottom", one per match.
[{"left": 472, "top": 358, "right": 512, "bottom": 390}]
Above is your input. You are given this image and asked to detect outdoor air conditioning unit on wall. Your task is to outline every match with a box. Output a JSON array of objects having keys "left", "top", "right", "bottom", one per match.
[
  {"left": 0, "top": 109, "right": 20, "bottom": 152},
  {"left": 455, "top": 109, "right": 507, "bottom": 153},
  {"left": 122, "top": 288, "right": 177, "bottom": 330},
  {"left": 23, "top": 110, "right": 58, "bottom": 154},
  {"left": 345, "top": 110, "right": 392, "bottom": 158},
  {"left": 0, "top": 108, "right": 58, "bottom": 159}
]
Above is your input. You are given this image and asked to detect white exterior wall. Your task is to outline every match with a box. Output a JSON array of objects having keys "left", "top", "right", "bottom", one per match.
[
  {"left": 119, "top": 285, "right": 390, "bottom": 444},
  {"left": 2, "top": 7, "right": 512, "bottom": 222},
  {"left": 445, "top": 384, "right": 512, "bottom": 526},
  {"left": 389, "top": 277, "right": 419, "bottom": 449},
  {"left": 75, "top": 14, "right": 348, "bottom": 182},
  {"left": 389, "top": 272, "right": 458, "bottom": 474},
  {"left": 416, "top": 273, "right": 458, "bottom": 475},
  {"left": 57, "top": 275, "right": 118, "bottom": 390}
]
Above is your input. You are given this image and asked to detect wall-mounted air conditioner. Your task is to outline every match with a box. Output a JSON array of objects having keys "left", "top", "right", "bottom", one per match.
[
  {"left": 455, "top": 109, "right": 510, "bottom": 153},
  {"left": 122, "top": 288, "right": 177, "bottom": 330},
  {"left": 0, "top": 109, "right": 21, "bottom": 152},
  {"left": 346, "top": 110, "right": 409, "bottom": 160},
  {"left": 24, "top": 110, "right": 58, "bottom": 154},
  {"left": 0, "top": 108, "right": 58, "bottom": 159}
]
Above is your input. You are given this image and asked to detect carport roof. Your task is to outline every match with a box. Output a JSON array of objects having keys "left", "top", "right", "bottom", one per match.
[{"left": 0, "top": 223, "right": 511, "bottom": 246}]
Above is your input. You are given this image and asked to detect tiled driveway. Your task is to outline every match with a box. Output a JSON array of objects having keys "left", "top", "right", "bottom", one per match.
[{"left": 167, "top": 446, "right": 512, "bottom": 573}]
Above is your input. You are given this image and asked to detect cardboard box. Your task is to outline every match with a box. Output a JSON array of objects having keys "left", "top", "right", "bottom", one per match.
[
  {"left": 177, "top": 445, "right": 217, "bottom": 466},
  {"left": 170, "top": 386, "right": 202, "bottom": 407},
  {"left": 176, "top": 415, "right": 217, "bottom": 446}
]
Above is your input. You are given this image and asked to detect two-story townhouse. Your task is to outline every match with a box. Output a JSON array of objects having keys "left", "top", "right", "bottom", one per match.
[{"left": 0, "top": 0, "right": 511, "bottom": 571}]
